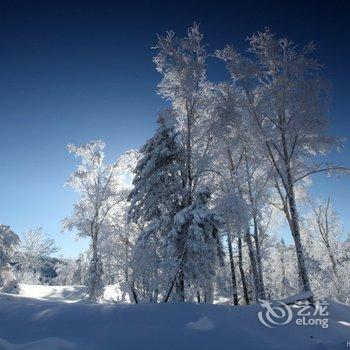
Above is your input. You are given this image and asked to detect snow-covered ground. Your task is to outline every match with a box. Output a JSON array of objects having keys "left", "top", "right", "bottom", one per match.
[
  {"left": 18, "top": 284, "right": 88, "bottom": 302},
  {"left": 17, "top": 283, "right": 125, "bottom": 304},
  {"left": 0, "top": 285, "right": 350, "bottom": 350}
]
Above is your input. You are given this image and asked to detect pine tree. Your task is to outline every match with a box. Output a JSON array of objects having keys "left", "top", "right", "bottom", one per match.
[
  {"left": 128, "top": 110, "right": 184, "bottom": 227},
  {"left": 128, "top": 110, "right": 184, "bottom": 300},
  {"left": 164, "top": 188, "right": 224, "bottom": 302}
]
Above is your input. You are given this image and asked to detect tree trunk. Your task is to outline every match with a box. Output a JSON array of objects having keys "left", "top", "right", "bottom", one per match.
[
  {"left": 244, "top": 151, "right": 265, "bottom": 299},
  {"left": 280, "top": 128, "right": 312, "bottom": 297},
  {"left": 176, "top": 267, "right": 185, "bottom": 301},
  {"left": 227, "top": 233, "right": 239, "bottom": 305},
  {"left": 287, "top": 180, "right": 311, "bottom": 294},
  {"left": 172, "top": 102, "right": 194, "bottom": 301},
  {"left": 252, "top": 218, "right": 265, "bottom": 299},
  {"left": 244, "top": 226, "right": 261, "bottom": 302},
  {"left": 280, "top": 245, "right": 288, "bottom": 297},
  {"left": 286, "top": 188, "right": 311, "bottom": 293},
  {"left": 185, "top": 102, "right": 193, "bottom": 206},
  {"left": 325, "top": 242, "right": 342, "bottom": 295},
  {"left": 88, "top": 231, "right": 103, "bottom": 301},
  {"left": 197, "top": 291, "right": 201, "bottom": 303},
  {"left": 130, "top": 278, "right": 139, "bottom": 304},
  {"left": 204, "top": 283, "right": 214, "bottom": 303},
  {"left": 238, "top": 236, "right": 250, "bottom": 305}
]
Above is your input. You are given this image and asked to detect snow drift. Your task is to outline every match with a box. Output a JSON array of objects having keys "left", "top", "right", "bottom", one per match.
[{"left": 0, "top": 286, "right": 350, "bottom": 350}]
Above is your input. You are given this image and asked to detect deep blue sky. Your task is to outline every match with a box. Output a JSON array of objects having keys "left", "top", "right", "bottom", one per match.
[{"left": 0, "top": 0, "right": 349, "bottom": 257}]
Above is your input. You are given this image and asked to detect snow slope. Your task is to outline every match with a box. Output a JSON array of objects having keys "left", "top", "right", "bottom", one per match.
[
  {"left": 17, "top": 284, "right": 126, "bottom": 304},
  {"left": 0, "top": 286, "right": 350, "bottom": 350},
  {"left": 18, "top": 284, "right": 87, "bottom": 302}
]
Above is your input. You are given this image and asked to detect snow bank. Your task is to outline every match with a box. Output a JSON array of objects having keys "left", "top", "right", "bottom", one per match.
[
  {"left": 0, "top": 288, "right": 349, "bottom": 349},
  {"left": 186, "top": 316, "right": 215, "bottom": 331},
  {"left": 18, "top": 283, "right": 126, "bottom": 303},
  {"left": 18, "top": 284, "right": 87, "bottom": 303}
]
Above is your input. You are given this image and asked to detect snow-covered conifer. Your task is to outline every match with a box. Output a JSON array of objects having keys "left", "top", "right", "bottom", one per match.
[
  {"left": 165, "top": 188, "right": 224, "bottom": 301},
  {"left": 128, "top": 110, "right": 184, "bottom": 300},
  {"left": 128, "top": 110, "right": 184, "bottom": 227}
]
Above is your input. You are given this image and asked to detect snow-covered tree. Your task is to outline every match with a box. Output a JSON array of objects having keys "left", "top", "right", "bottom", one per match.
[
  {"left": 128, "top": 110, "right": 184, "bottom": 228},
  {"left": 100, "top": 181, "right": 140, "bottom": 302},
  {"left": 128, "top": 110, "right": 184, "bottom": 301},
  {"left": 54, "top": 259, "right": 77, "bottom": 286},
  {"left": 264, "top": 238, "right": 298, "bottom": 299},
  {"left": 17, "top": 227, "right": 59, "bottom": 284},
  {"left": 203, "top": 81, "right": 274, "bottom": 301},
  {"left": 153, "top": 24, "right": 227, "bottom": 301},
  {"left": 63, "top": 141, "right": 134, "bottom": 300},
  {"left": 216, "top": 28, "right": 347, "bottom": 297},
  {"left": 153, "top": 23, "right": 214, "bottom": 208},
  {"left": 0, "top": 225, "right": 19, "bottom": 289},
  {"left": 164, "top": 188, "right": 224, "bottom": 302},
  {"left": 301, "top": 198, "right": 349, "bottom": 301}
]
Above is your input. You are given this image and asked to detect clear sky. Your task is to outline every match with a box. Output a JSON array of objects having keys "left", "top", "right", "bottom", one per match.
[{"left": 0, "top": 0, "right": 349, "bottom": 258}]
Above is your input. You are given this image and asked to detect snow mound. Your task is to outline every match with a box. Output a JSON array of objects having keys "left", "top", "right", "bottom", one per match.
[
  {"left": 103, "top": 284, "right": 130, "bottom": 303},
  {"left": 18, "top": 284, "right": 87, "bottom": 302},
  {"left": 187, "top": 317, "right": 215, "bottom": 331}
]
